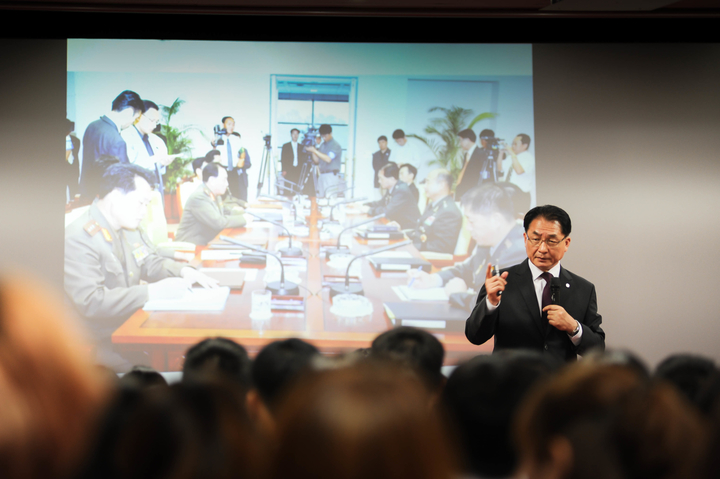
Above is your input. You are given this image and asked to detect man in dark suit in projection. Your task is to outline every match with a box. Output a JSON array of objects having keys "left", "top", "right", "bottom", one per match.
[
  {"left": 79, "top": 90, "right": 144, "bottom": 199},
  {"left": 364, "top": 162, "right": 420, "bottom": 229},
  {"left": 466, "top": 205, "right": 605, "bottom": 362},
  {"left": 280, "top": 128, "right": 303, "bottom": 195}
]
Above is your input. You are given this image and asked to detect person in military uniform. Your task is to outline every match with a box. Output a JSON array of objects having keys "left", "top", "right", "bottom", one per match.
[
  {"left": 407, "top": 184, "right": 526, "bottom": 310},
  {"left": 65, "top": 163, "right": 217, "bottom": 371},
  {"left": 175, "top": 162, "right": 247, "bottom": 246},
  {"left": 203, "top": 149, "right": 248, "bottom": 212},
  {"left": 406, "top": 169, "right": 462, "bottom": 254},
  {"left": 363, "top": 162, "right": 420, "bottom": 229}
]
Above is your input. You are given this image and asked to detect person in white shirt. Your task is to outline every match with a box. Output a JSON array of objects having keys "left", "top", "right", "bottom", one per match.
[
  {"left": 391, "top": 129, "right": 421, "bottom": 171},
  {"left": 501, "top": 133, "right": 536, "bottom": 206},
  {"left": 121, "top": 100, "right": 179, "bottom": 200}
]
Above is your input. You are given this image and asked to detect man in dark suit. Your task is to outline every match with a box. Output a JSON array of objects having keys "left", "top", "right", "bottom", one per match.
[
  {"left": 466, "top": 205, "right": 605, "bottom": 362},
  {"left": 79, "top": 90, "right": 144, "bottom": 199},
  {"left": 399, "top": 163, "right": 420, "bottom": 204},
  {"left": 406, "top": 169, "right": 462, "bottom": 254},
  {"left": 372, "top": 135, "right": 391, "bottom": 189},
  {"left": 364, "top": 162, "right": 420, "bottom": 229},
  {"left": 280, "top": 128, "right": 303, "bottom": 196},
  {"left": 454, "top": 128, "right": 501, "bottom": 200}
]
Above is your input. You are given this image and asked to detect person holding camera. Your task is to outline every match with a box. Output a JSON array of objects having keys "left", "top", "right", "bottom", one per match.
[
  {"left": 211, "top": 116, "right": 251, "bottom": 201},
  {"left": 305, "top": 124, "right": 342, "bottom": 197},
  {"left": 501, "top": 134, "right": 536, "bottom": 206},
  {"left": 455, "top": 128, "right": 502, "bottom": 200}
]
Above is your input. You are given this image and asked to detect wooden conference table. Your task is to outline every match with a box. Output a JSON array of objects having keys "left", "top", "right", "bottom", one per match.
[{"left": 112, "top": 199, "right": 491, "bottom": 371}]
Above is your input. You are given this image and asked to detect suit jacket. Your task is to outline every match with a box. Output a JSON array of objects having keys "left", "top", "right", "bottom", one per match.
[
  {"left": 372, "top": 148, "right": 391, "bottom": 188},
  {"left": 80, "top": 115, "right": 129, "bottom": 197},
  {"left": 281, "top": 141, "right": 303, "bottom": 186},
  {"left": 408, "top": 195, "right": 462, "bottom": 254},
  {"left": 465, "top": 258, "right": 605, "bottom": 362},
  {"left": 175, "top": 184, "right": 247, "bottom": 245},
  {"left": 366, "top": 182, "right": 420, "bottom": 229},
  {"left": 455, "top": 146, "right": 494, "bottom": 200}
]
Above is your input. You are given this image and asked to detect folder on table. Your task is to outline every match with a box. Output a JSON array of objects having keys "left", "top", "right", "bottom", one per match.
[
  {"left": 383, "top": 301, "right": 468, "bottom": 332},
  {"left": 368, "top": 256, "right": 432, "bottom": 272}
]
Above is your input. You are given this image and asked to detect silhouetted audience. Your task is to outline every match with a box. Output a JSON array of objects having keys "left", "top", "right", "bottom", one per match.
[
  {"left": 654, "top": 353, "right": 717, "bottom": 408},
  {"left": 118, "top": 365, "right": 168, "bottom": 389},
  {"left": 182, "top": 337, "right": 252, "bottom": 390}
]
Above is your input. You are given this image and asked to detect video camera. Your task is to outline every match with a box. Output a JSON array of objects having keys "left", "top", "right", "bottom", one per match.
[
  {"left": 301, "top": 126, "right": 320, "bottom": 150},
  {"left": 263, "top": 134, "right": 272, "bottom": 149},
  {"left": 213, "top": 125, "right": 227, "bottom": 146},
  {"left": 479, "top": 135, "right": 504, "bottom": 150}
]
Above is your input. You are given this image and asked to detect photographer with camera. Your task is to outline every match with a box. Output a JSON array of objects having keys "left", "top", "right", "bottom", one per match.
[
  {"left": 455, "top": 128, "right": 503, "bottom": 200},
  {"left": 211, "top": 116, "right": 251, "bottom": 201},
  {"left": 305, "top": 124, "right": 342, "bottom": 197},
  {"left": 501, "top": 134, "right": 536, "bottom": 206}
]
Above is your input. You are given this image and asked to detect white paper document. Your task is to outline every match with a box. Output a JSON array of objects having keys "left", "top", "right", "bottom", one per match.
[
  {"left": 144, "top": 286, "right": 231, "bottom": 311},
  {"left": 200, "top": 250, "right": 245, "bottom": 261},
  {"left": 392, "top": 285, "right": 449, "bottom": 302}
]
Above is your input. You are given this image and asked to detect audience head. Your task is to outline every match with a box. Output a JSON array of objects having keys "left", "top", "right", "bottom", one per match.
[
  {"left": 110, "top": 90, "right": 144, "bottom": 129},
  {"left": 79, "top": 380, "right": 263, "bottom": 479},
  {"left": 398, "top": 163, "right": 417, "bottom": 185},
  {"left": 371, "top": 326, "right": 445, "bottom": 391},
  {"left": 378, "top": 162, "right": 399, "bottom": 190},
  {"left": 441, "top": 351, "right": 558, "bottom": 477},
  {"left": 97, "top": 163, "right": 157, "bottom": 231},
  {"left": 118, "top": 366, "right": 168, "bottom": 390},
  {"left": 0, "top": 276, "right": 109, "bottom": 479},
  {"left": 457, "top": 129, "right": 477, "bottom": 150},
  {"left": 270, "top": 362, "right": 456, "bottom": 479},
  {"left": 182, "top": 337, "right": 252, "bottom": 390},
  {"left": 654, "top": 353, "right": 717, "bottom": 408},
  {"left": 461, "top": 184, "right": 516, "bottom": 247},
  {"left": 251, "top": 338, "right": 320, "bottom": 413},
  {"left": 392, "top": 128, "right": 407, "bottom": 146},
  {"left": 583, "top": 348, "right": 651, "bottom": 379},
  {"left": 202, "top": 162, "right": 229, "bottom": 196}
]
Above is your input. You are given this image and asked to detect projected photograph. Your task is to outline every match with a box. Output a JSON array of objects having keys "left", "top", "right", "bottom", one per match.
[{"left": 65, "top": 39, "right": 535, "bottom": 371}]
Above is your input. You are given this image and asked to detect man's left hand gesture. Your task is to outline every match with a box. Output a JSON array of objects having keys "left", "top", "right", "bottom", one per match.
[{"left": 542, "top": 305, "right": 577, "bottom": 333}]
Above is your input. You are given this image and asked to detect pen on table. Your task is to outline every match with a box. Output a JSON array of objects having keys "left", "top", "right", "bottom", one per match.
[{"left": 407, "top": 265, "right": 424, "bottom": 288}]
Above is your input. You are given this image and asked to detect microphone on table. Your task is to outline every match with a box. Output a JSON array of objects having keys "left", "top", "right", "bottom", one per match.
[
  {"left": 323, "top": 196, "right": 368, "bottom": 226},
  {"left": 551, "top": 277, "right": 561, "bottom": 304},
  {"left": 243, "top": 210, "right": 304, "bottom": 257},
  {"left": 327, "top": 185, "right": 355, "bottom": 200},
  {"left": 220, "top": 235, "right": 300, "bottom": 296},
  {"left": 323, "top": 213, "right": 385, "bottom": 258},
  {"left": 258, "top": 194, "right": 303, "bottom": 225},
  {"left": 329, "top": 239, "right": 412, "bottom": 298}
]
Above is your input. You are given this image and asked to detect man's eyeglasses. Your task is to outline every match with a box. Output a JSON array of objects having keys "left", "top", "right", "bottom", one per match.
[{"left": 526, "top": 235, "right": 567, "bottom": 248}]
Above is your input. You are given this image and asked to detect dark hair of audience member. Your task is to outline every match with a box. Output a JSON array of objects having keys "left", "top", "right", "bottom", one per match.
[
  {"left": 78, "top": 380, "right": 264, "bottom": 479},
  {"left": 461, "top": 183, "right": 516, "bottom": 222},
  {"left": 118, "top": 365, "right": 168, "bottom": 390},
  {"left": 97, "top": 163, "right": 157, "bottom": 199},
  {"left": 251, "top": 338, "right": 320, "bottom": 412},
  {"left": 654, "top": 353, "right": 717, "bottom": 408},
  {"left": 371, "top": 326, "right": 445, "bottom": 391},
  {"left": 182, "top": 337, "right": 252, "bottom": 390},
  {"left": 583, "top": 348, "right": 651, "bottom": 379},
  {"left": 202, "top": 162, "right": 227, "bottom": 183},
  {"left": 457, "top": 128, "right": 476, "bottom": 143},
  {"left": 399, "top": 163, "right": 417, "bottom": 180},
  {"left": 380, "top": 162, "right": 399, "bottom": 180},
  {"left": 269, "top": 361, "right": 457, "bottom": 479},
  {"left": 523, "top": 204, "right": 573, "bottom": 237},
  {"left": 392, "top": 129, "right": 405, "bottom": 139},
  {"left": 441, "top": 351, "right": 558, "bottom": 478},
  {"left": 0, "top": 276, "right": 109, "bottom": 479},
  {"left": 111, "top": 90, "right": 144, "bottom": 114}
]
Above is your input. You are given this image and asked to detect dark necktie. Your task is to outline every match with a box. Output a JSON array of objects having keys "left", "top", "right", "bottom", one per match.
[{"left": 540, "top": 272, "right": 553, "bottom": 318}]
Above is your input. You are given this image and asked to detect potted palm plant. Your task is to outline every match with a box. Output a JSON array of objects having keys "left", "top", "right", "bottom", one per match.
[{"left": 159, "top": 98, "right": 195, "bottom": 221}]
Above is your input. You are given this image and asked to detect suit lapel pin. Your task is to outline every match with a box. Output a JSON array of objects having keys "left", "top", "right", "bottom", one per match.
[{"left": 566, "top": 283, "right": 570, "bottom": 288}]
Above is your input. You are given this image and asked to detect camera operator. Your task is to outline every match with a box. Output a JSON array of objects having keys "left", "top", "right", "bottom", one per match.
[
  {"left": 455, "top": 128, "right": 503, "bottom": 200},
  {"left": 305, "top": 124, "right": 342, "bottom": 197},
  {"left": 211, "top": 116, "right": 251, "bottom": 201},
  {"left": 501, "top": 134, "right": 536, "bottom": 206}
]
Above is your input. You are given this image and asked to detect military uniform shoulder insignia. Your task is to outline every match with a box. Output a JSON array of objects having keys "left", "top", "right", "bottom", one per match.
[
  {"left": 100, "top": 228, "right": 113, "bottom": 242},
  {"left": 83, "top": 220, "right": 101, "bottom": 237}
]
